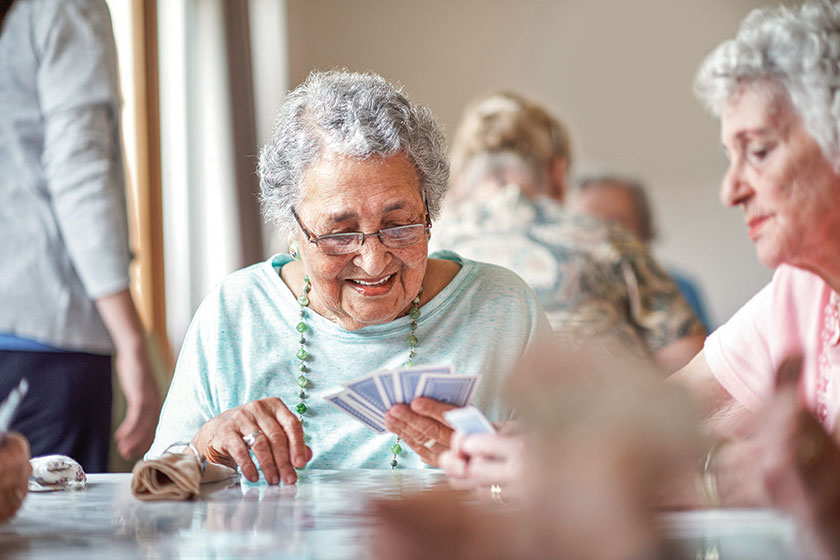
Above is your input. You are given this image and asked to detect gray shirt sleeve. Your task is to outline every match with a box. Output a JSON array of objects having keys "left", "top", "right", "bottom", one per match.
[{"left": 35, "top": 0, "right": 131, "bottom": 299}]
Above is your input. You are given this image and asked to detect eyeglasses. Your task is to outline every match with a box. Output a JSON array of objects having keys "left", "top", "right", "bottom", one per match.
[{"left": 291, "top": 207, "right": 431, "bottom": 255}]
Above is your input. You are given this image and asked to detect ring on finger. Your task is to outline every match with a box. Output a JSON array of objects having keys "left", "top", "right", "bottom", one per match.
[
  {"left": 490, "top": 484, "right": 506, "bottom": 505},
  {"left": 423, "top": 439, "right": 436, "bottom": 449},
  {"left": 242, "top": 430, "right": 262, "bottom": 448}
]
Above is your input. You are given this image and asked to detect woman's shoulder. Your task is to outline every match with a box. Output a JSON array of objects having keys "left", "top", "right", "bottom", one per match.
[
  {"left": 429, "top": 250, "right": 539, "bottom": 302},
  {"left": 196, "top": 255, "right": 291, "bottom": 314}
]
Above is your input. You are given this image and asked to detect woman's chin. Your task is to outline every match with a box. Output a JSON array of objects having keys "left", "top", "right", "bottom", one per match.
[{"left": 754, "top": 243, "right": 786, "bottom": 270}]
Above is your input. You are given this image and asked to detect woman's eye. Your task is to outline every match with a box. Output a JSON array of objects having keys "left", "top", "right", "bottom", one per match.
[{"left": 748, "top": 144, "right": 773, "bottom": 162}]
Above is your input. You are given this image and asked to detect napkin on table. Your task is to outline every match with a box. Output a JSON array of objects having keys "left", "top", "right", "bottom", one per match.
[
  {"left": 29, "top": 455, "right": 87, "bottom": 491},
  {"left": 131, "top": 448, "right": 238, "bottom": 501}
]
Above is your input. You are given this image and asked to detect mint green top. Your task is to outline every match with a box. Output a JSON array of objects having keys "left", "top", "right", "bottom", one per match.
[{"left": 148, "top": 251, "right": 552, "bottom": 469}]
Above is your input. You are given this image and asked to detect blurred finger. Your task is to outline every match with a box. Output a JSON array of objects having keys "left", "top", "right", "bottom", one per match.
[
  {"left": 466, "top": 455, "right": 518, "bottom": 486},
  {"left": 461, "top": 433, "right": 523, "bottom": 460},
  {"left": 387, "top": 405, "right": 452, "bottom": 447},
  {"left": 410, "top": 397, "right": 457, "bottom": 426}
]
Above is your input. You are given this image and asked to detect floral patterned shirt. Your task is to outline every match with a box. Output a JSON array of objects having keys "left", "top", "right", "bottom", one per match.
[{"left": 432, "top": 185, "right": 705, "bottom": 357}]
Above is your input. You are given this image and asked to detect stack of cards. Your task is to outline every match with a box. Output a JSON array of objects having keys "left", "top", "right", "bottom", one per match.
[{"left": 324, "top": 365, "right": 480, "bottom": 433}]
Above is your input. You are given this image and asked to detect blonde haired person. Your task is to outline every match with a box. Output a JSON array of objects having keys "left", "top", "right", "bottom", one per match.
[{"left": 434, "top": 91, "right": 705, "bottom": 373}]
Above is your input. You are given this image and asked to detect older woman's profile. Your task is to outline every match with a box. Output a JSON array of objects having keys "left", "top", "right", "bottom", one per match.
[{"left": 147, "top": 70, "right": 552, "bottom": 484}]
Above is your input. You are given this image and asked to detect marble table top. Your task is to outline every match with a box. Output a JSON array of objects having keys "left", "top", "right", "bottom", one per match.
[
  {"left": 0, "top": 470, "right": 805, "bottom": 559},
  {"left": 0, "top": 469, "right": 445, "bottom": 560}
]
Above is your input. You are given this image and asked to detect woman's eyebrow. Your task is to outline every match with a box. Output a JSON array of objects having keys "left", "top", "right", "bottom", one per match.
[{"left": 322, "top": 201, "right": 417, "bottom": 223}]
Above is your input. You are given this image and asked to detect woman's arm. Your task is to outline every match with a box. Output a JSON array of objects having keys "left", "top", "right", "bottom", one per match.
[
  {"left": 95, "top": 289, "right": 162, "bottom": 459},
  {"left": 667, "top": 350, "right": 751, "bottom": 438}
]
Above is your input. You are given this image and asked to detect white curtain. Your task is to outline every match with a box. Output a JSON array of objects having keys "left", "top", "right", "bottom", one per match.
[{"left": 157, "top": 0, "right": 289, "bottom": 354}]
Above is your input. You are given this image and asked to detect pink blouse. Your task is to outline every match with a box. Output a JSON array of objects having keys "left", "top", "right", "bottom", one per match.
[{"left": 705, "top": 265, "right": 840, "bottom": 432}]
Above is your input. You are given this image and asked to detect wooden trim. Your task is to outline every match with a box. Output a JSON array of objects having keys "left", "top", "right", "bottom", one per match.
[{"left": 130, "top": 0, "right": 173, "bottom": 371}]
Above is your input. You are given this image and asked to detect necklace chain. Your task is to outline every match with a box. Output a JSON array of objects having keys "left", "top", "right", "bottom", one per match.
[{"left": 293, "top": 274, "right": 422, "bottom": 469}]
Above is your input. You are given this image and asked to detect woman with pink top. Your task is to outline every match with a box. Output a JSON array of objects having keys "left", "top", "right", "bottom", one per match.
[
  {"left": 442, "top": 2, "right": 840, "bottom": 547},
  {"left": 670, "top": 0, "right": 840, "bottom": 520}
]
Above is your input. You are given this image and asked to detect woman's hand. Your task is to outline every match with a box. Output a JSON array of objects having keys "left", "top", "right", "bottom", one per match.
[
  {"left": 384, "top": 397, "right": 456, "bottom": 466},
  {"left": 440, "top": 432, "right": 526, "bottom": 502},
  {"left": 710, "top": 357, "right": 840, "bottom": 515},
  {"left": 0, "top": 432, "right": 32, "bottom": 522},
  {"left": 192, "top": 398, "right": 312, "bottom": 485}
]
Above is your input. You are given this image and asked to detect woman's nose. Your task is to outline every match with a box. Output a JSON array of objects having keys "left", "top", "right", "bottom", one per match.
[
  {"left": 720, "top": 160, "right": 751, "bottom": 207},
  {"left": 352, "top": 235, "right": 389, "bottom": 272}
]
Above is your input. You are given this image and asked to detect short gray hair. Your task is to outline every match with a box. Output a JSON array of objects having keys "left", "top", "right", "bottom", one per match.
[
  {"left": 258, "top": 70, "right": 449, "bottom": 232},
  {"left": 694, "top": 0, "right": 840, "bottom": 167}
]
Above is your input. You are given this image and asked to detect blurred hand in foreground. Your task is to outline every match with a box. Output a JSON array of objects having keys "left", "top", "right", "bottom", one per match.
[{"left": 0, "top": 432, "right": 31, "bottom": 522}]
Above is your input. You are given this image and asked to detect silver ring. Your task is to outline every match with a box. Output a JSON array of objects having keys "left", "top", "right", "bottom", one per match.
[
  {"left": 242, "top": 430, "right": 262, "bottom": 448},
  {"left": 490, "top": 484, "right": 505, "bottom": 505},
  {"left": 423, "top": 439, "right": 436, "bottom": 449}
]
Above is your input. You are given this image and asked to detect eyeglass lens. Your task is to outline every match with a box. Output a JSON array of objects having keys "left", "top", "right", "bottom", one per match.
[{"left": 317, "top": 224, "right": 427, "bottom": 254}]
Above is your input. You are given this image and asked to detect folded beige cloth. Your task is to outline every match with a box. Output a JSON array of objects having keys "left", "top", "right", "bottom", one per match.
[{"left": 131, "top": 449, "right": 238, "bottom": 501}]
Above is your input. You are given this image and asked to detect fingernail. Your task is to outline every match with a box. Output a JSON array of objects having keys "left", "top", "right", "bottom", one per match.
[{"left": 295, "top": 455, "right": 304, "bottom": 466}]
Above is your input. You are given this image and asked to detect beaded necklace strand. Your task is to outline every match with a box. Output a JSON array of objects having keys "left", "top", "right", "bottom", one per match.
[{"left": 293, "top": 274, "right": 422, "bottom": 469}]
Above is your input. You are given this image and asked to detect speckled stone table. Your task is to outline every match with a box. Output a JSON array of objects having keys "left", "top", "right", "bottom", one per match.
[
  {"left": 0, "top": 469, "right": 444, "bottom": 559},
  {"left": 0, "top": 469, "right": 805, "bottom": 559}
]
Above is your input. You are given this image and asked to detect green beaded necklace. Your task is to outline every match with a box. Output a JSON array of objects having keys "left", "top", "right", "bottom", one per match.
[{"left": 293, "top": 274, "right": 422, "bottom": 469}]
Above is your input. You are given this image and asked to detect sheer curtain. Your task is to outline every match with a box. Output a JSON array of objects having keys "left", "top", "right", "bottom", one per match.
[{"left": 157, "top": 0, "right": 289, "bottom": 354}]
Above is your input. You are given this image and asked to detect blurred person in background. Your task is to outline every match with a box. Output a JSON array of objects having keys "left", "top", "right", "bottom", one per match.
[
  {"left": 433, "top": 91, "right": 705, "bottom": 373},
  {"left": 0, "top": 0, "right": 161, "bottom": 471},
  {"left": 569, "top": 173, "right": 713, "bottom": 330}
]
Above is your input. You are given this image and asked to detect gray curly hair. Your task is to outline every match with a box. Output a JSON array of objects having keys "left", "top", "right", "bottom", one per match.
[
  {"left": 258, "top": 70, "right": 450, "bottom": 233},
  {"left": 694, "top": 0, "right": 840, "bottom": 168}
]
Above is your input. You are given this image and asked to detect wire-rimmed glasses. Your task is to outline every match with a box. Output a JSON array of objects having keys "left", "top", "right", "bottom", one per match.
[{"left": 291, "top": 207, "right": 431, "bottom": 256}]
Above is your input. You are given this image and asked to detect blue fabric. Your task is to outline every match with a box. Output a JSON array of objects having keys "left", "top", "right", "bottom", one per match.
[
  {"left": 0, "top": 350, "right": 113, "bottom": 472},
  {"left": 0, "top": 334, "right": 64, "bottom": 352},
  {"left": 148, "top": 252, "right": 553, "bottom": 469},
  {"left": 670, "top": 270, "right": 713, "bottom": 331}
]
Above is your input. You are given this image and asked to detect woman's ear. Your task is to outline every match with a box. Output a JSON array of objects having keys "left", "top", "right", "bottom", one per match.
[{"left": 287, "top": 232, "right": 301, "bottom": 261}]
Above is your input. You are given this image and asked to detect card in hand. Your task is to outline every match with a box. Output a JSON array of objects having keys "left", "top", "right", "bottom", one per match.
[
  {"left": 375, "top": 370, "right": 399, "bottom": 408},
  {"left": 415, "top": 373, "right": 480, "bottom": 408},
  {"left": 345, "top": 371, "right": 389, "bottom": 415},
  {"left": 443, "top": 405, "right": 496, "bottom": 435},
  {"left": 324, "top": 389, "right": 387, "bottom": 433},
  {"left": 396, "top": 364, "right": 454, "bottom": 403},
  {"left": 0, "top": 378, "right": 28, "bottom": 437}
]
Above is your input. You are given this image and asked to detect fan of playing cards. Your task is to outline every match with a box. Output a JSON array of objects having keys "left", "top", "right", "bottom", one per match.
[{"left": 324, "top": 365, "right": 481, "bottom": 434}]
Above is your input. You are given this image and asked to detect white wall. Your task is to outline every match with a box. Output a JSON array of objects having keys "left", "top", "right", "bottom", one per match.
[{"left": 285, "top": 0, "right": 782, "bottom": 327}]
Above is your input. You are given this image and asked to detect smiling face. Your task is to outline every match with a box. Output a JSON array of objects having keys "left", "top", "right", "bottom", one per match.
[
  {"left": 720, "top": 83, "right": 840, "bottom": 271},
  {"left": 290, "top": 152, "right": 429, "bottom": 331}
]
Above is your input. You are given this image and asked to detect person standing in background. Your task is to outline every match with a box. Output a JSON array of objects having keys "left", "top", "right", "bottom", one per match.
[
  {"left": 0, "top": 0, "right": 161, "bottom": 471},
  {"left": 569, "top": 174, "right": 714, "bottom": 331}
]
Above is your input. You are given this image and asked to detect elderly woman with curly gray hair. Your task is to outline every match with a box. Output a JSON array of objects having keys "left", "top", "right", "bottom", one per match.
[
  {"left": 662, "top": 1, "right": 840, "bottom": 548},
  {"left": 146, "top": 70, "right": 552, "bottom": 484},
  {"left": 439, "top": 2, "right": 840, "bottom": 554}
]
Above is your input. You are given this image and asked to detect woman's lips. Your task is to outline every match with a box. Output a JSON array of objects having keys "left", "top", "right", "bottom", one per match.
[
  {"left": 346, "top": 273, "right": 395, "bottom": 296},
  {"left": 748, "top": 216, "right": 769, "bottom": 241}
]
